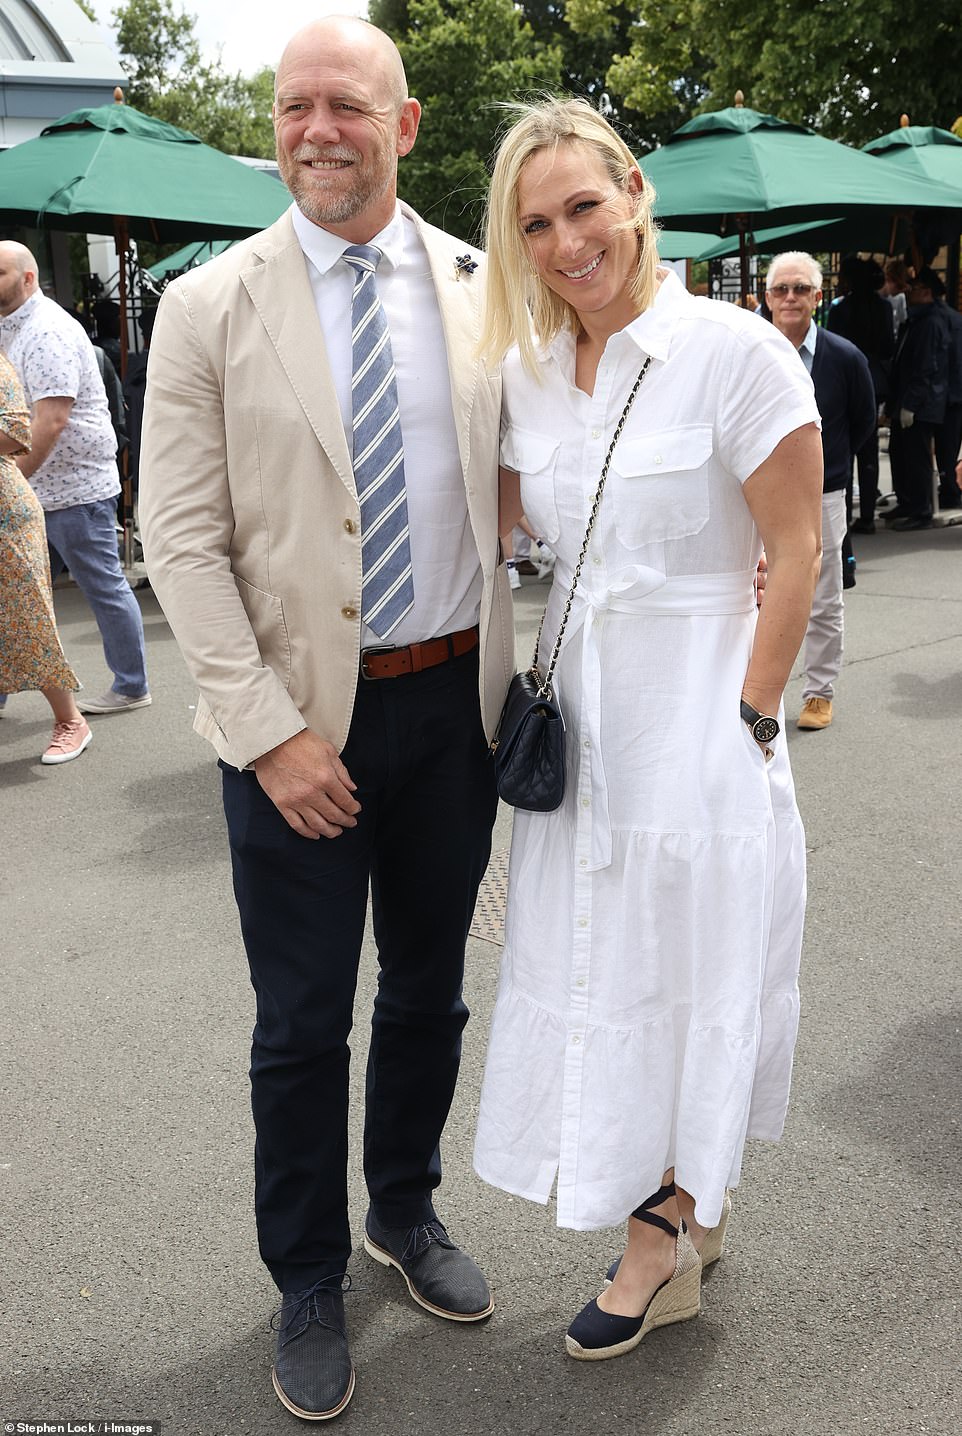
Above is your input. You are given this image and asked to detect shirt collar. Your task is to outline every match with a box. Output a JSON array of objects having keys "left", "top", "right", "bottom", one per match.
[
  {"left": 0, "top": 288, "right": 43, "bottom": 332},
  {"left": 793, "top": 318, "right": 818, "bottom": 374},
  {"left": 542, "top": 267, "right": 691, "bottom": 370},
  {"left": 290, "top": 201, "right": 405, "bottom": 277}
]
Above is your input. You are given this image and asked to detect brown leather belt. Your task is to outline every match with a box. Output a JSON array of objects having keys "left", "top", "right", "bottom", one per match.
[{"left": 360, "top": 625, "right": 479, "bottom": 680}]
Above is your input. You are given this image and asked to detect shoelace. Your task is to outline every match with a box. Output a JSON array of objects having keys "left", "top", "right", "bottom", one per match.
[
  {"left": 46, "top": 720, "right": 88, "bottom": 752},
  {"left": 400, "top": 1220, "right": 454, "bottom": 1263},
  {"left": 271, "top": 1274, "right": 353, "bottom": 1345}
]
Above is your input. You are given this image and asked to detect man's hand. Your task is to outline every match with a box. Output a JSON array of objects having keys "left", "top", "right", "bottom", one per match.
[
  {"left": 899, "top": 408, "right": 915, "bottom": 430},
  {"left": 956, "top": 457, "right": 962, "bottom": 494},
  {"left": 254, "top": 730, "right": 360, "bottom": 839}
]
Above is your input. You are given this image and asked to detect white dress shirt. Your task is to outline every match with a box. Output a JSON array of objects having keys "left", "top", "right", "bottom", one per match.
[{"left": 290, "top": 202, "right": 482, "bottom": 647}]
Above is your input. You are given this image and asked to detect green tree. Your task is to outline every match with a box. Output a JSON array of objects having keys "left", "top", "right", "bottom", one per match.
[
  {"left": 567, "top": 0, "right": 962, "bottom": 148},
  {"left": 559, "top": 0, "right": 709, "bottom": 150},
  {"left": 74, "top": 0, "right": 98, "bottom": 19},
  {"left": 372, "top": 0, "right": 564, "bottom": 241},
  {"left": 112, "top": 0, "right": 275, "bottom": 157}
]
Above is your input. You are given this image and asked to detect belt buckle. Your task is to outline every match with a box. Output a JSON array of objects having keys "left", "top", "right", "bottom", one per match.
[{"left": 360, "top": 643, "right": 397, "bottom": 680}]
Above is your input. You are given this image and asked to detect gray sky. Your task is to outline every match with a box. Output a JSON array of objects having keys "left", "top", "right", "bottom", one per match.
[{"left": 91, "top": 0, "right": 367, "bottom": 79}]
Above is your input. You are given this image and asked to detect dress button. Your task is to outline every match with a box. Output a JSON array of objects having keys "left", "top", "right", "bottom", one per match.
[
  {"left": 591, "top": 428, "right": 601, "bottom": 439},
  {"left": 575, "top": 977, "right": 587, "bottom": 988},
  {"left": 654, "top": 455, "right": 663, "bottom": 465},
  {"left": 583, "top": 739, "right": 591, "bottom": 749},
  {"left": 571, "top": 1034, "right": 582, "bottom": 1045},
  {"left": 341, "top": 606, "right": 357, "bottom": 620},
  {"left": 592, "top": 555, "right": 602, "bottom": 566},
  {"left": 581, "top": 797, "right": 591, "bottom": 808},
  {"left": 577, "top": 917, "right": 588, "bottom": 928},
  {"left": 344, "top": 519, "right": 356, "bottom": 534},
  {"left": 579, "top": 858, "right": 588, "bottom": 868}
]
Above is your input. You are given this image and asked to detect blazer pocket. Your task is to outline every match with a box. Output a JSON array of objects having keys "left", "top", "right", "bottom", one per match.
[
  {"left": 233, "top": 575, "right": 292, "bottom": 689},
  {"left": 612, "top": 424, "right": 712, "bottom": 548},
  {"left": 500, "top": 426, "right": 561, "bottom": 544}
]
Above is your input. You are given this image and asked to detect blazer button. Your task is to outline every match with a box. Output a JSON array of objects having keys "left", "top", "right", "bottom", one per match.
[
  {"left": 341, "top": 606, "right": 358, "bottom": 620},
  {"left": 344, "top": 519, "right": 356, "bottom": 533}
]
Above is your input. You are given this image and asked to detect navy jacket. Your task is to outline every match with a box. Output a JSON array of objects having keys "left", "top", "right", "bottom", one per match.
[
  {"left": 889, "top": 302, "right": 951, "bottom": 423},
  {"left": 810, "top": 328, "right": 877, "bottom": 493}
]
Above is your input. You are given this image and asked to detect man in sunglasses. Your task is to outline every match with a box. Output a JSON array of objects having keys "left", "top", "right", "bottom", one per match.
[{"left": 766, "top": 253, "right": 875, "bottom": 731}]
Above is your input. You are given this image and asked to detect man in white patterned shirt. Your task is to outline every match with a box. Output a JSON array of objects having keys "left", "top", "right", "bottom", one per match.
[{"left": 0, "top": 242, "right": 149, "bottom": 713}]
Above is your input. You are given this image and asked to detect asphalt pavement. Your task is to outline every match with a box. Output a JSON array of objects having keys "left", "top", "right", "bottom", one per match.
[{"left": 2, "top": 495, "right": 960, "bottom": 1436}]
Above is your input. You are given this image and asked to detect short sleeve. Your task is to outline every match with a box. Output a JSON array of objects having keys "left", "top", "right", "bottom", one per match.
[
  {"left": 715, "top": 320, "right": 821, "bottom": 483},
  {"left": 21, "top": 324, "right": 80, "bottom": 403}
]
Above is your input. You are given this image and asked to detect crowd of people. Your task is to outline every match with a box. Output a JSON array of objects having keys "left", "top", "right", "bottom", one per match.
[{"left": 2, "top": 16, "right": 960, "bottom": 1424}]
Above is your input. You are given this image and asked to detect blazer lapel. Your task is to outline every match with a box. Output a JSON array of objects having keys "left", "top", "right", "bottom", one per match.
[
  {"left": 409, "top": 206, "right": 480, "bottom": 477},
  {"left": 240, "top": 215, "right": 355, "bottom": 494}
]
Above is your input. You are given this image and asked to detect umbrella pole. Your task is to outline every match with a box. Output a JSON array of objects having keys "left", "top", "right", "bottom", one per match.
[
  {"left": 114, "top": 216, "right": 135, "bottom": 570},
  {"left": 738, "top": 217, "right": 751, "bottom": 307}
]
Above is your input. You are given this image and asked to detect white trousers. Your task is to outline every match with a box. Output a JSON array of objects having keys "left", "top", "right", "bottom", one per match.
[{"left": 802, "top": 489, "right": 847, "bottom": 701}]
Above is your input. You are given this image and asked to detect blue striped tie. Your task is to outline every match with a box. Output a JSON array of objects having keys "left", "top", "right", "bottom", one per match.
[{"left": 343, "top": 244, "right": 414, "bottom": 639}]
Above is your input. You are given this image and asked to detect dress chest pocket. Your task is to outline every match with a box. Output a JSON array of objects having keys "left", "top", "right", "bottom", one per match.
[
  {"left": 611, "top": 424, "right": 713, "bottom": 548},
  {"left": 500, "top": 426, "right": 561, "bottom": 544}
]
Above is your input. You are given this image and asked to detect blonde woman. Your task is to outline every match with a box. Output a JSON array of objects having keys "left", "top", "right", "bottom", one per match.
[{"left": 473, "top": 99, "right": 823, "bottom": 1359}]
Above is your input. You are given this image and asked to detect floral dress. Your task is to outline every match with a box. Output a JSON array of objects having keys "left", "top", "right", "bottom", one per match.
[{"left": 0, "top": 352, "right": 77, "bottom": 693}]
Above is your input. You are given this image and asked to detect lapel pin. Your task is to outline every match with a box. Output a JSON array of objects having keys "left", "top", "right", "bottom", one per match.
[{"left": 455, "top": 253, "right": 478, "bottom": 280}]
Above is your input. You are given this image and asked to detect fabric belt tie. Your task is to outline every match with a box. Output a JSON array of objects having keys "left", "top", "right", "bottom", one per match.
[
  {"left": 555, "top": 566, "right": 758, "bottom": 872},
  {"left": 360, "top": 625, "right": 479, "bottom": 680}
]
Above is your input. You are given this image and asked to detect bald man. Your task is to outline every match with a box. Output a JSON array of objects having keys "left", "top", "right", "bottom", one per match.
[
  {"left": 140, "top": 18, "right": 512, "bottom": 1421},
  {"left": 0, "top": 242, "right": 149, "bottom": 712}
]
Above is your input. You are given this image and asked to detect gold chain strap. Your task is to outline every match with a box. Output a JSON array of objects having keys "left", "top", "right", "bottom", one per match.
[{"left": 530, "top": 355, "right": 653, "bottom": 698}]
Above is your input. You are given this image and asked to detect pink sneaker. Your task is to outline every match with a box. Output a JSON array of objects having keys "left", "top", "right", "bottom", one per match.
[{"left": 41, "top": 717, "right": 93, "bottom": 765}]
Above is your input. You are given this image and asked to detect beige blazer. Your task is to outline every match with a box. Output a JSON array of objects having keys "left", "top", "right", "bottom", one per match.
[{"left": 139, "top": 207, "right": 513, "bottom": 770}]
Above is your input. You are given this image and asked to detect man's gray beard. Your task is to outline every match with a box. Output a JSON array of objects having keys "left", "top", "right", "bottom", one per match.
[{"left": 279, "top": 153, "right": 393, "bottom": 227}]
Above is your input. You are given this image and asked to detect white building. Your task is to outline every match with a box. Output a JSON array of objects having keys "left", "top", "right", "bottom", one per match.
[
  {"left": 0, "top": 0, "right": 123, "bottom": 145},
  {"left": 1, "top": 0, "right": 123, "bottom": 299}
]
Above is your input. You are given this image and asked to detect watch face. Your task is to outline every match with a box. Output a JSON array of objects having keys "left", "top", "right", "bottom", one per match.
[{"left": 752, "top": 716, "right": 780, "bottom": 743}]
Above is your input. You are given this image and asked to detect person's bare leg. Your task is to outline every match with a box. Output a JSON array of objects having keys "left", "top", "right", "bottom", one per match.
[
  {"left": 42, "top": 687, "right": 83, "bottom": 724},
  {"left": 597, "top": 1172, "right": 678, "bottom": 1319},
  {"left": 675, "top": 1184, "right": 711, "bottom": 1252}
]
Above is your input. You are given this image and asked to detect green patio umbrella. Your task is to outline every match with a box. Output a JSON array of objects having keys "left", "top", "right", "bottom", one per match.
[
  {"left": 0, "top": 96, "right": 289, "bottom": 370},
  {"left": 642, "top": 104, "right": 959, "bottom": 297},
  {"left": 0, "top": 99, "right": 288, "bottom": 244},
  {"left": 0, "top": 96, "right": 289, "bottom": 564},
  {"left": 862, "top": 123, "right": 962, "bottom": 266},
  {"left": 654, "top": 229, "right": 728, "bottom": 261},
  {"left": 862, "top": 123, "right": 962, "bottom": 193},
  {"left": 146, "top": 238, "right": 236, "bottom": 285}
]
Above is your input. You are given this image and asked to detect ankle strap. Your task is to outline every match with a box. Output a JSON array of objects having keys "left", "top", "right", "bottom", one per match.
[{"left": 631, "top": 1182, "right": 678, "bottom": 1239}]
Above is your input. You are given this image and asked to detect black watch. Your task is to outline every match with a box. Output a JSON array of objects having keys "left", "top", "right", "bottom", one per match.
[{"left": 740, "top": 699, "right": 780, "bottom": 744}]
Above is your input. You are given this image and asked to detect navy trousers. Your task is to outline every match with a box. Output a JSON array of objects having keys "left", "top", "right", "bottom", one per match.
[
  {"left": 889, "top": 418, "right": 937, "bottom": 519},
  {"left": 222, "top": 648, "right": 498, "bottom": 1293}
]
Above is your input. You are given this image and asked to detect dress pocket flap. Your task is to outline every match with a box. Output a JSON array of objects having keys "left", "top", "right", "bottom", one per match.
[
  {"left": 501, "top": 427, "right": 561, "bottom": 476},
  {"left": 613, "top": 425, "right": 713, "bottom": 477}
]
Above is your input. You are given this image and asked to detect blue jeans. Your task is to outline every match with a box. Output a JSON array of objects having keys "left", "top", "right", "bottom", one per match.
[{"left": 44, "top": 497, "right": 148, "bottom": 696}]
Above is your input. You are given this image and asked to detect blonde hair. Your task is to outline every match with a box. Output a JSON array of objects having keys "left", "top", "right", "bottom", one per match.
[{"left": 479, "top": 97, "right": 659, "bottom": 374}]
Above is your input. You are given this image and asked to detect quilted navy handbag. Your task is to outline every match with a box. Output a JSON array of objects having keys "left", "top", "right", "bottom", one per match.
[{"left": 490, "top": 356, "right": 652, "bottom": 812}]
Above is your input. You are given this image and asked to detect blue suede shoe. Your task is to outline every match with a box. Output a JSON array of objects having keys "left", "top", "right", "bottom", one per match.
[
  {"left": 364, "top": 1210, "right": 494, "bottom": 1321},
  {"left": 271, "top": 1277, "right": 355, "bottom": 1421}
]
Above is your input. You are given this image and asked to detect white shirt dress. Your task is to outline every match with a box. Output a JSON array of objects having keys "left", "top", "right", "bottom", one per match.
[{"left": 473, "top": 274, "right": 821, "bottom": 1231}]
